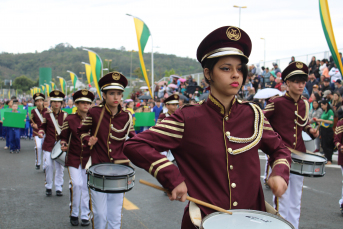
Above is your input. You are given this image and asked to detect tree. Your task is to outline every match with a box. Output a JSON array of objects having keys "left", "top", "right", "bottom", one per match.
[
  {"left": 13, "top": 75, "right": 35, "bottom": 92},
  {"left": 133, "top": 67, "right": 143, "bottom": 78},
  {"left": 164, "top": 69, "right": 177, "bottom": 77}
]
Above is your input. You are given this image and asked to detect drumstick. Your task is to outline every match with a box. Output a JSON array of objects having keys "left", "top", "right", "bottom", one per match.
[
  {"left": 265, "top": 201, "right": 283, "bottom": 218},
  {"left": 90, "top": 107, "right": 105, "bottom": 150},
  {"left": 114, "top": 159, "right": 130, "bottom": 164},
  {"left": 139, "top": 179, "right": 232, "bottom": 215},
  {"left": 286, "top": 147, "right": 305, "bottom": 158}
]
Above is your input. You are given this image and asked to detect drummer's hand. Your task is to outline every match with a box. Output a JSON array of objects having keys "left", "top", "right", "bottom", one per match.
[
  {"left": 168, "top": 181, "right": 187, "bottom": 202},
  {"left": 38, "top": 133, "right": 43, "bottom": 138},
  {"left": 61, "top": 144, "right": 68, "bottom": 151},
  {"left": 340, "top": 145, "right": 343, "bottom": 152},
  {"left": 267, "top": 175, "right": 287, "bottom": 197},
  {"left": 32, "top": 124, "right": 38, "bottom": 129},
  {"left": 88, "top": 136, "right": 98, "bottom": 146},
  {"left": 310, "top": 128, "right": 319, "bottom": 138}
]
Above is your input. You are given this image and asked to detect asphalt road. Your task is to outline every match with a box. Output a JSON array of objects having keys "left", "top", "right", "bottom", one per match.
[{"left": 0, "top": 139, "right": 342, "bottom": 229}]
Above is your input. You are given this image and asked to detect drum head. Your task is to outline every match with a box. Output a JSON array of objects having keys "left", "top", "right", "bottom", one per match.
[
  {"left": 302, "top": 131, "right": 312, "bottom": 141},
  {"left": 291, "top": 152, "right": 326, "bottom": 163},
  {"left": 51, "top": 140, "right": 62, "bottom": 158},
  {"left": 90, "top": 164, "right": 134, "bottom": 177},
  {"left": 202, "top": 210, "right": 294, "bottom": 229}
]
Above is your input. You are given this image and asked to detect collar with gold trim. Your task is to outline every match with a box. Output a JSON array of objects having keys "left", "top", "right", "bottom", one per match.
[
  {"left": 105, "top": 104, "right": 122, "bottom": 116},
  {"left": 207, "top": 93, "right": 236, "bottom": 116}
]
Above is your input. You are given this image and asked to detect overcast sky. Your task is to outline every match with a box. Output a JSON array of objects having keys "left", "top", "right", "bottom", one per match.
[{"left": 1, "top": 0, "right": 343, "bottom": 68}]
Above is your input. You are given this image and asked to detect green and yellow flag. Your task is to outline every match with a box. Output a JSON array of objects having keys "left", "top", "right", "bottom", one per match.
[
  {"left": 41, "top": 85, "right": 45, "bottom": 95},
  {"left": 84, "top": 49, "right": 102, "bottom": 98},
  {"left": 83, "top": 62, "right": 93, "bottom": 85},
  {"left": 51, "top": 82, "right": 55, "bottom": 90},
  {"left": 8, "top": 90, "right": 10, "bottom": 99},
  {"left": 68, "top": 71, "right": 78, "bottom": 92},
  {"left": 131, "top": 16, "right": 153, "bottom": 97},
  {"left": 319, "top": 0, "right": 343, "bottom": 75},
  {"left": 45, "top": 84, "right": 50, "bottom": 97},
  {"left": 59, "top": 77, "right": 66, "bottom": 94},
  {"left": 31, "top": 89, "right": 33, "bottom": 97}
]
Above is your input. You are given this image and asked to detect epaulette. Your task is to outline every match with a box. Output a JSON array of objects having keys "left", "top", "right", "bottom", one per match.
[
  {"left": 268, "top": 95, "right": 280, "bottom": 101},
  {"left": 180, "top": 100, "right": 205, "bottom": 110},
  {"left": 92, "top": 105, "right": 104, "bottom": 108}
]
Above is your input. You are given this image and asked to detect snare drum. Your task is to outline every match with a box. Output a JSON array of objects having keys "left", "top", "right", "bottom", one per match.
[
  {"left": 200, "top": 210, "right": 294, "bottom": 229},
  {"left": 88, "top": 163, "right": 135, "bottom": 193},
  {"left": 291, "top": 151, "right": 326, "bottom": 177},
  {"left": 51, "top": 140, "right": 66, "bottom": 166},
  {"left": 302, "top": 131, "right": 315, "bottom": 152}
]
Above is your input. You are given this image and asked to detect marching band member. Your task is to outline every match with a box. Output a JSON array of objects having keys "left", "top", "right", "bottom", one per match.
[
  {"left": 333, "top": 109, "right": 343, "bottom": 215},
  {"left": 156, "top": 94, "right": 179, "bottom": 124},
  {"left": 60, "top": 89, "right": 94, "bottom": 226},
  {"left": 30, "top": 93, "right": 48, "bottom": 170},
  {"left": 123, "top": 26, "right": 291, "bottom": 228},
  {"left": 77, "top": 72, "right": 135, "bottom": 229},
  {"left": 264, "top": 62, "right": 319, "bottom": 229},
  {"left": 38, "top": 90, "right": 68, "bottom": 196}
]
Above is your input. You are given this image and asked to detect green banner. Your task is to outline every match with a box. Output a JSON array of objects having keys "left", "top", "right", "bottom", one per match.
[
  {"left": 28, "top": 107, "right": 37, "bottom": 118},
  {"left": 4, "top": 105, "right": 8, "bottom": 108},
  {"left": 3, "top": 112, "right": 26, "bottom": 128},
  {"left": 134, "top": 112, "right": 155, "bottom": 127},
  {"left": 1, "top": 108, "right": 12, "bottom": 120},
  {"left": 62, "top": 108, "right": 73, "bottom": 114}
]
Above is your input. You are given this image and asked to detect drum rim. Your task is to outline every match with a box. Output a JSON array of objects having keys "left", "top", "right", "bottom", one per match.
[
  {"left": 51, "top": 141, "right": 65, "bottom": 159},
  {"left": 88, "top": 185, "right": 134, "bottom": 193},
  {"left": 290, "top": 170, "right": 326, "bottom": 177},
  {"left": 200, "top": 210, "right": 295, "bottom": 229},
  {"left": 88, "top": 163, "right": 135, "bottom": 177}
]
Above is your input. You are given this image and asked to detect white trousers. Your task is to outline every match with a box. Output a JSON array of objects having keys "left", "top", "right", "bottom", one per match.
[
  {"left": 273, "top": 173, "right": 304, "bottom": 229},
  {"left": 68, "top": 165, "right": 90, "bottom": 220},
  {"left": 339, "top": 166, "right": 343, "bottom": 208},
  {"left": 90, "top": 190, "right": 124, "bottom": 229},
  {"left": 34, "top": 136, "right": 44, "bottom": 166},
  {"left": 43, "top": 150, "right": 64, "bottom": 191}
]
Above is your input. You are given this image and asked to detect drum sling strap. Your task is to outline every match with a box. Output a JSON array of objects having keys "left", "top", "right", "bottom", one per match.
[{"left": 50, "top": 112, "right": 61, "bottom": 135}]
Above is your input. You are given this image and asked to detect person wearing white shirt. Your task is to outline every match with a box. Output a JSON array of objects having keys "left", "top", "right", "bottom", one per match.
[
  {"left": 329, "top": 64, "right": 342, "bottom": 83},
  {"left": 319, "top": 60, "right": 327, "bottom": 75}
]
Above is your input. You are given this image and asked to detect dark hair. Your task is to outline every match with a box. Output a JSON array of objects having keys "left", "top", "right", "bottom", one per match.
[
  {"left": 202, "top": 57, "right": 248, "bottom": 85},
  {"left": 313, "top": 92, "right": 321, "bottom": 102},
  {"left": 286, "top": 74, "right": 308, "bottom": 83},
  {"left": 321, "top": 99, "right": 332, "bottom": 112}
]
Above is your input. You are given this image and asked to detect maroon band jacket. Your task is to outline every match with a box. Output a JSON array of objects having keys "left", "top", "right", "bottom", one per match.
[
  {"left": 157, "top": 112, "right": 172, "bottom": 124},
  {"left": 38, "top": 109, "right": 68, "bottom": 152},
  {"left": 30, "top": 107, "right": 48, "bottom": 137},
  {"left": 123, "top": 93, "right": 291, "bottom": 215},
  {"left": 77, "top": 104, "right": 135, "bottom": 165},
  {"left": 60, "top": 113, "right": 91, "bottom": 169},
  {"left": 334, "top": 118, "right": 343, "bottom": 166},
  {"left": 264, "top": 93, "right": 315, "bottom": 152}
]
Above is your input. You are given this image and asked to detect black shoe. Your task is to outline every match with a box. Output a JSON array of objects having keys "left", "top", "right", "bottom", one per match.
[
  {"left": 36, "top": 165, "right": 40, "bottom": 170},
  {"left": 46, "top": 189, "right": 52, "bottom": 196},
  {"left": 10, "top": 150, "right": 13, "bottom": 154},
  {"left": 56, "top": 190, "right": 63, "bottom": 196},
  {"left": 70, "top": 216, "right": 79, "bottom": 226},
  {"left": 81, "top": 219, "right": 90, "bottom": 226}
]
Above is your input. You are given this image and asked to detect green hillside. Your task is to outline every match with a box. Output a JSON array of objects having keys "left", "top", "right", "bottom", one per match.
[{"left": 0, "top": 43, "right": 202, "bottom": 83}]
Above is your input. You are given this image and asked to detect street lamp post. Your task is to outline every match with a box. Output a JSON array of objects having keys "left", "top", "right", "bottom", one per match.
[
  {"left": 105, "top": 59, "right": 112, "bottom": 72},
  {"left": 261, "top": 38, "right": 266, "bottom": 67},
  {"left": 79, "top": 72, "right": 85, "bottom": 85},
  {"left": 129, "top": 50, "right": 136, "bottom": 87},
  {"left": 233, "top": 5, "right": 247, "bottom": 27}
]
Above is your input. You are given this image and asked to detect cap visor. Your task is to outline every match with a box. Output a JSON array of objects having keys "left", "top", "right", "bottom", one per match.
[
  {"left": 207, "top": 51, "right": 249, "bottom": 63},
  {"left": 102, "top": 85, "right": 124, "bottom": 91}
]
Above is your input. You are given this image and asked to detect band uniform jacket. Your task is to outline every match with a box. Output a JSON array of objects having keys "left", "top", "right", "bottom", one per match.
[
  {"left": 60, "top": 113, "right": 91, "bottom": 169},
  {"left": 38, "top": 109, "right": 68, "bottom": 152},
  {"left": 30, "top": 107, "right": 48, "bottom": 137},
  {"left": 333, "top": 118, "right": 343, "bottom": 166},
  {"left": 263, "top": 93, "right": 315, "bottom": 153},
  {"left": 77, "top": 104, "right": 135, "bottom": 165},
  {"left": 157, "top": 112, "right": 172, "bottom": 124},
  {"left": 123, "top": 93, "right": 291, "bottom": 215}
]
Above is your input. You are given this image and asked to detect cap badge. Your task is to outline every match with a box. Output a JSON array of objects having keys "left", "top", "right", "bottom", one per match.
[
  {"left": 226, "top": 26, "right": 241, "bottom": 41},
  {"left": 35, "top": 93, "right": 40, "bottom": 97},
  {"left": 112, "top": 72, "right": 121, "bottom": 80},
  {"left": 174, "top": 95, "right": 178, "bottom": 99},
  {"left": 81, "top": 89, "right": 88, "bottom": 96},
  {"left": 296, "top": 62, "right": 303, "bottom": 69},
  {"left": 54, "top": 91, "right": 59, "bottom": 96}
]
